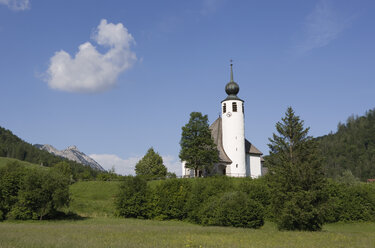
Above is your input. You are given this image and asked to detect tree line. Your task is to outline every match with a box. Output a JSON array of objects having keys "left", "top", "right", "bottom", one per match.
[{"left": 317, "top": 108, "right": 375, "bottom": 180}]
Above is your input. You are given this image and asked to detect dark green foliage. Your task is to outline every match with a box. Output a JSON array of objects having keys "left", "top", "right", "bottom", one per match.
[
  {"left": 317, "top": 109, "right": 375, "bottom": 180},
  {"left": 237, "top": 177, "right": 272, "bottom": 219},
  {"left": 116, "top": 176, "right": 266, "bottom": 229},
  {"left": 324, "top": 180, "right": 375, "bottom": 223},
  {"left": 266, "top": 107, "right": 328, "bottom": 231},
  {"left": 200, "top": 191, "right": 264, "bottom": 228},
  {"left": 150, "top": 179, "right": 191, "bottom": 220},
  {"left": 115, "top": 176, "right": 148, "bottom": 218},
  {"left": 179, "top": 112, "right": 219, "bottom": 177},
  {"left": 135, "top": 148, "right": 167, "bottom": 179},
  {"left": 0, "top": 162, "right": 26, "bottom": 219},
  {"left": 0, "top": 126, "right": 100, "bottom": 180},
  {"left": 0, "top": 161, "right": 70, "bottom": 220},
  {"left": 186, "top": 176, "right": 235, "bottom": 223}
]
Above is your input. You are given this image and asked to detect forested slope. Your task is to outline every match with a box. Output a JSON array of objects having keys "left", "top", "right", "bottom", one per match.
[
  {"left": 0, "top": 126, "right": 100, "bottom": 179},
  {"left": 318, "top": 109, "right": 375, "bottom": 180}
]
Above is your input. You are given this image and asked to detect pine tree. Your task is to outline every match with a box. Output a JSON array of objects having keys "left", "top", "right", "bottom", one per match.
[
  {"left": 135, "top": 148, "right": 167, "bottom": 179},
  {"left": 179, "top": 112, "right": 219, "bottom": 177},
  {"left": 266, "top": 107, "right": 327, "bottom": 231}
]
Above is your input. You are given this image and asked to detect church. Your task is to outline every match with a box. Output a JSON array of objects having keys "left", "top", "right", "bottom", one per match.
[{"left": 182, "top": 64, "right": 263, "bottom": 178}]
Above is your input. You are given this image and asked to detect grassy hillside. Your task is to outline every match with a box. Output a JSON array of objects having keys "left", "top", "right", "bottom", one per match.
[
  {"left": 0, "top": 157, "right": 42, "bottom": 169},
  {"left": 65, "top": 181, "right": 121, "bottom": 217}
]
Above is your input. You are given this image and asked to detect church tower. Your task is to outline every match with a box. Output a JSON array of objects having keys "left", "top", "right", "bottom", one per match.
[{"left": 221, "top": 63, "right": 246, "bottom": 177}]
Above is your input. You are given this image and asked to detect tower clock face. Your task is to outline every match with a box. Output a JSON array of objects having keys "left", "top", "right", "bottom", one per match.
[{"left": 226, "top": 112, "right": 232, "bottom": 117}]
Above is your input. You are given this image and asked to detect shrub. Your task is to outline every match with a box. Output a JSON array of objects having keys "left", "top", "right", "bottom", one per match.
[
  {"left": 237, "top": 177, "right": 271, "bottom": 219},
  {"left": 275, "top": 190, "right": 326, "bottom": 231},
  {"left": 325, "top": 181, "right": 375, "bottom": 222},
  {"left": 149, "top": 178, "right": 192, "bottom": 220},
  {"left": 7, "top": 168, "right": 70, "bottom": 220},
  {"left": 200, "top": 191, "right": 264, "bottom": 228},
  {"left": 0, "top": 162, "right": 25, "bottom": 218},
  {"left": 186, "top": 176, "right": 234, "bottom": 223},
  {"left": 115, "top": 176, "right": 148, "bottom": 218}
]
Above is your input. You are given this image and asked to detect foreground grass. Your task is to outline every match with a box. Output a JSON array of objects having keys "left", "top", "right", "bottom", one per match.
[
  {"left": 1, "top": 181, "right": 374, "bottom": 247},
  {"left": 1, "top": 217, "right": 375, "bottom": 248}
]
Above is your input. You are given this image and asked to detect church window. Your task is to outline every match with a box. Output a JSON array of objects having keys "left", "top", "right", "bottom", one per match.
[
  {"left": 236, "top": 164, "right": 238, "bottom": 168},
  {"left": 223, "top": 103, "right": 226, "bottom": 113},
  {"left": 232, "top": 102, "right": 237, "bottom": 112},
  {"left": 242, "top": 103, "right": 244, "bottom": 113}
]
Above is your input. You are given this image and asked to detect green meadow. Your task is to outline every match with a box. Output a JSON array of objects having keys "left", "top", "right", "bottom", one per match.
[{"left": 0, "top": 180, "right": 374, "bottom": 247}]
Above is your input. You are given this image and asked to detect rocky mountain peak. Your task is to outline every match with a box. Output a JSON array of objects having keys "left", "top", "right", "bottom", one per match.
[{"left": 35, "top": 144, "right": 105, "bottom": 171}]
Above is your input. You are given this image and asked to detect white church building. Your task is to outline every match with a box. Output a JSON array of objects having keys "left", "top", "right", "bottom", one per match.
[{"left": 182, "top": 64, "right": 263, "bottom": 178}]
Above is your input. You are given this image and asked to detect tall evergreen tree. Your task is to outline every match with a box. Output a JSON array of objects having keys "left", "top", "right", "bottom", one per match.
[
  {"left": 179, "top": 112, "right": 218, "bottom": 177},
  {"left": 135, "top": 148, "right": 167, "bottom": 179},
  {"left": 266, "top": 107, "right": 327, "bottom": 231}
]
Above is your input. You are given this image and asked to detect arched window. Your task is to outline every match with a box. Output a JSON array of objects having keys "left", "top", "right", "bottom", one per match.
[
  {"left": 232, "top": 102, "right": 237, "bottom": 112},
  {"left": 223, "top": 103, "right": 226, "bottom": 113}
]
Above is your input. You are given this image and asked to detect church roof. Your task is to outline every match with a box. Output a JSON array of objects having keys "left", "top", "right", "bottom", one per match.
[
  {"left": 210, "top": 117, "right": 263, "bottom": 162},
  {"left": 209, "top": 117, "right": 232, "bottom": 164},
  {"left": 245, "top": 139, "right": 263, "bottom": 155}
]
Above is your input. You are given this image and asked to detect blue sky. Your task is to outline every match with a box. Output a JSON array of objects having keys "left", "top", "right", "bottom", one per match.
[{"left": 1, "top": 0, "right": 374, "bottom": 175}]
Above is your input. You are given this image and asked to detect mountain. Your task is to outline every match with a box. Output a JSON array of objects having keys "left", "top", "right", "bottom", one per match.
[
  {"left": 317, "top": 108, "right": 375, "bottom": 181},
  {"left": 35, "top": 144, "right": 105, "bottom": 171}
]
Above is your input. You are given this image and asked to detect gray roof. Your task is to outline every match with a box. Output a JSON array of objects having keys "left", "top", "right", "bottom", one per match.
[
  {"left": 245, "top": 139, "right": 263, "bottom": 155},
  {"left": 210, "top": 117, "right": 263, "bottom": 162},
  {"left": 209, "top": 117, "right": 232, "bottom": 164}
]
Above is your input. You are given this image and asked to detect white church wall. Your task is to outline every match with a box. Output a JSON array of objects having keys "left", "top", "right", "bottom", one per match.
[
  {"left": 222, "top": 99, "right": 246, "bottom": 177},
  {"left": 181, "top": 161, "right": 194, "bottom": 177},
  {"left": 249, "top": 154, "right": 262, "bottom": 178}
]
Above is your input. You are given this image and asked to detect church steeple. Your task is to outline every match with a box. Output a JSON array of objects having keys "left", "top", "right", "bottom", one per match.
[{"left": 223, "top": 62, "right": 242, "bottom": 102}]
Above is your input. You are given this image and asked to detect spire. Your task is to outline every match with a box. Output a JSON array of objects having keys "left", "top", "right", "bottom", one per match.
[
  {"left": 222, "top": 60, "right": 242, "bottom": 102},
  {"left": 230, "top": 60, "right": 234, "bottom": 82}
]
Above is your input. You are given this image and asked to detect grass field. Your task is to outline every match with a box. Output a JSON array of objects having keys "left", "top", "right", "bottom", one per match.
[
  {"left": 1, "top": 217, "right": 375, "bottom": 248},
  {"left": 1, "top": 179, "right": 375, "bottom": 247},
  {"left": 65, "top": 181, "right": 121, "bottom": 217}
]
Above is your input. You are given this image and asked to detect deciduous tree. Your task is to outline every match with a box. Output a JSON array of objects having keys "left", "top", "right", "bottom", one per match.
[
  {"left": 135, "top": 148, "right": 167, "bottom": 179},
  {"left": 179, "top": 112, "right": 218, "bottom": 177}
]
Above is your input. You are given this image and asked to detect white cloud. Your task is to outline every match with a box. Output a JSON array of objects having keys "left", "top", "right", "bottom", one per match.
[
  {"left": 89, "top": 153, "right": 182, "bottom": 176},
  {"left": 0, "top": 0, "right": 29, "bottom": 10},
  {"left": 45, "top": 19, "right": 136, "bottom": 93},
  {"left": 295, "top": 0, "right": 353, "bottom": 54},
  {"left": 89, "top": 154, "right": 140, "bottom": 176},
  {"left": 162, "top": 155, "right": 182, "bottom": 176}
]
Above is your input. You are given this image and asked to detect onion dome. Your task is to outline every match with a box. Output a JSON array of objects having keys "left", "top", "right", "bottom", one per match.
[{"left": 223, "top": 63, "right": 243, "bottom": 102}]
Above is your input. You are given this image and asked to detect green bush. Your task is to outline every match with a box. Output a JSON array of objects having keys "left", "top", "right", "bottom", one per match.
[
  {"left": 275, "top": 190, "right": 326, "bottom": 231},
  {"left": 0, "top": 162, "right": 25, "bottom": 218},
  {"left": 200, "top": 191, "right": 264, "bottom": 228},
  {"left": 149, "top": 178, "right": 191, "bottom": 220},
  {"left": 237, "top": 177, "right": 271, "bottom": 219},
  {"left": 115, "top": 176, "right": 148, "bottom": 218},
  {"left": 325, "top": 181, "right": 375, "bottom": 222},
  {"left": 7, "top": 168, "right": 70, "bottom": 220},
  {"left": 186, "top": 176, "right": 234, "bottom": 223},
  {"left": 0, "top": 162, "right": 70, "bottom": 220}
]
